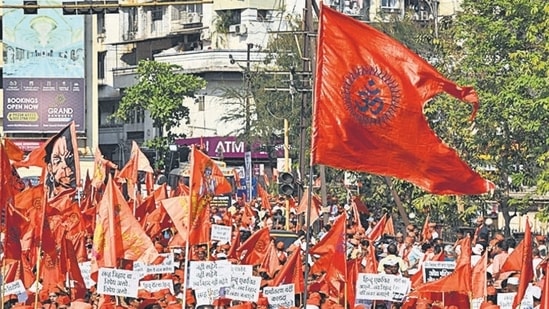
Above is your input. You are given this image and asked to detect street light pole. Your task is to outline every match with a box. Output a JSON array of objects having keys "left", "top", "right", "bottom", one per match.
[
  {"left": 245, "top": 42, "right": 253, "bottom": 201},
  {"left": 245, "top": 42, "right": 252, "bottom": 150}
]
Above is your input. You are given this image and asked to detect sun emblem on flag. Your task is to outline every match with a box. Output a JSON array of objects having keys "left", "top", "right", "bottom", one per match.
[{"left": 342, "top": 65, "right": 401, "bottom": 126}]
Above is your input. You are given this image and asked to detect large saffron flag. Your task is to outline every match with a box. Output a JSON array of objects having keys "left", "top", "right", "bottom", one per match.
[
  {"left": 90, "top": 176, "right": 159, "bottom": 280},
  {"left": 311, "top": 5, "right": 494, "bottom": 195}
]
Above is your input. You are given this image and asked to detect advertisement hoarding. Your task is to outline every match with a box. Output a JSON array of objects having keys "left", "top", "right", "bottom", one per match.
[{"left": 2, "top": 0, "right": 85, "bottom": 132}]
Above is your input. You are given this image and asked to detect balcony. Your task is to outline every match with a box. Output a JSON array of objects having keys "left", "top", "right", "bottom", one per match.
[{"left": 154, "top": 49, "right": 270, "bottom": 74}]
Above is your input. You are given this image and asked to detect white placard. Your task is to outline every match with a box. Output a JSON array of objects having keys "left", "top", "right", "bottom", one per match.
[
  {"left": 78, "top": 261, "right": 96, "bottom": 289},
  {"left": 422, "top": 261, "right": 456, "bottom": 282},
  {"left": 211, "top": 224, "right": 232, "bottom": 243},
  {"left": 195, "top": 288, "right": 221, "bottom": 306},
  {"left": 190, "top": 261, "right": 230, "bottom": 290},
  {"left": 231, "top": 265, "right": 253, "bottom": 278},
  {"left": 263, "top": 284, "right": 295, "bottom": 309},
  {"left": 497, "top": 292, "right": 516, "bottom": 309},
  {"left": 96, "top": 268, "right": 139, "bottom": 298},
  {"left": 226, "top": 275, "right": 261, "bottom": 302},
  {"left": 3, "top": 280, "right": 26, "bottom": 295},
  {"left": 355, "top": 274, "right": 411, "bottom": 302},
  {"left": 139, "top": 280, "right": 175, "bottom": 295}
]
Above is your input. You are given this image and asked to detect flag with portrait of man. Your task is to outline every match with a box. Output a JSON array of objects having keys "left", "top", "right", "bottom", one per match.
[{"left": 43, "top": 121, "right": 80, "bottom": 201}]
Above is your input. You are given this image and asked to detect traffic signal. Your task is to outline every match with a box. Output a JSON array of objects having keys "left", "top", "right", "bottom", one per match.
[
  {"left": 278, "top": 172, "right": 295, "bottom": 196},
  {"left": 24, "top": 0, "right": 38, "bottom": 14},
  {"left": 62, "top": 0, "right": 119, "bottom": 15}
]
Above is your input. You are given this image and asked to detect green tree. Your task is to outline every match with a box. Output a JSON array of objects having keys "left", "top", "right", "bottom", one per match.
[
  {"left": 112, "top": 60, "right": 206, "bottom": 168},
  {"left": 431, "top": 0, "right": 549, "bottom": 236}
]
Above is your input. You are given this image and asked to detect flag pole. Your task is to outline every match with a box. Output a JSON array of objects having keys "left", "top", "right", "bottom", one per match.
[
  {"left": 303, "top": 145, "right": 315, "bottom": 306},
  {"left": 182, "top": 145, "right": 197, "bottom": 309}
]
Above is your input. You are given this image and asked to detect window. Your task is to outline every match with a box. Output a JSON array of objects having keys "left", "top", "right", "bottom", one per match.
[
  {"left": 98, "top": 51, "right": 106, "bottom": 80},
  {"left": 381, "top": 0, "right": 400, "bottom": 9},
  {"left": 151, "top": 7, "right": 162, "bottom": 21}
]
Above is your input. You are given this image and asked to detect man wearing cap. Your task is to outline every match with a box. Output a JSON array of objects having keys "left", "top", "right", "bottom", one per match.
[{"left": 377, "top": 244, "right": 409, "bottom": 277}]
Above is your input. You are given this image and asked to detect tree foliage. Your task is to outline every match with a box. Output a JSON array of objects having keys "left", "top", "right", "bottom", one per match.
[
  {"left": 112, "top": 60, "right": 206, "bottom": 168},
  {"left": 431, "top": 0, "right": 549, "bottom": 235}
]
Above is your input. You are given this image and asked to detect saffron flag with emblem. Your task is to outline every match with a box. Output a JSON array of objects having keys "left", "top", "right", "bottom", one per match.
[
  {"left": 311, "top": 5, "right": 494, "bottom": 195},
  {"left": 236, "top": 227, "right": 271, "bottom": 265}
]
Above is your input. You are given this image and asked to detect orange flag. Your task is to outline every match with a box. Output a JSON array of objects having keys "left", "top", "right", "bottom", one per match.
[
  {"left": 227, "top": 226, "right": 241, "bottom": 261},
  {"left": 188, "top": 202, "right": 212, "bottom": 246},
  {"left": 471, "top": 251, "right": 488, "bottom": 299},
  {"left": 363, "top": 241, "right": 378, "bottom": 274},
  {"left": 3, "top": 137, "right": 25, "bottom": 162},
  {"left": 541, "top": 264, "right": 549, "bottom": 309},
  {"left": 117, "top": 141, "right": 154, "bottom": 199},
  {"left": 352, "top": 196, "right": 369, "bottom": 214},
  {"left": 90, "top": 176, "right": 159, "bottom": 280},
  {"left": 188, "top": 146, "right": 232, "bottom": 240},
  {"left": 346, "top": 258, "right": 360, "bottom": 309},
  {"left": 366, "top": 213, "right": 387, "bottom": 241},
  {"left": 237, "top": 227, "right": 271, "bottom": 265},
  {"left": 309, "top": 214, "right": 346, "bottom": 278},
  {"left": 383, "top": 215, "right": 395, "bottom": 236},
  {"left": 421, "top": 214, "right": 432, "bottom": 242},
  {"left": 12, "top": 140, "right": 47, "bottom": 169},
  {"left": 0, "top": 144, "right": 20, "bottom": 208},
  {"left": 296, "top": 187, "right": 322, "bottom": 225},
  {"left": 256, "top": 183, "right": 272, "bottom": 212},
  {"left": 259, "top": 242, "right": 280, "bottom": 278},
  {"left": 500, "top": 219, "right": 533, "bottom": 308},
  {"left": 3, "top": 204, "right": 30, "bottom": 262},
  {"left": 415, "top": 237, "right": 472, "bottom": 294},
  {"left": 271, "top": 248, "right": 304, "bottom": 293},
  {"left": 91, "top": 147, "right": 117, "bottom": 188},
  {"left": 311, "top": 5, "right": 494, "bottom": 195}
]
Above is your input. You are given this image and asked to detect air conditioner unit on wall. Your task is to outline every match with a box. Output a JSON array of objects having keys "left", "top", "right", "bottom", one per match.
[
  {"left": 229, "top": 24, "right": 240, "bottom": 33},
  {"left": 228, "top": 24, "right": 247, "bottom": 35}
]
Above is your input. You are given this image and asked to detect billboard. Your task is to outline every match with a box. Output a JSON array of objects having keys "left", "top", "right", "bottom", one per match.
[{"left": 2, "top": 0, "right": 85, "bottom": 132}]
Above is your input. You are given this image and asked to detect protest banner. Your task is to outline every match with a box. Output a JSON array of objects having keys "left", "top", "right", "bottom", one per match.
[
  {"left": 356, "top": 274, "right": 411, "bottom": 302},
  {"left": 226, "top": 275, "right": 261, "bottom": 302},
  {"left": 140, "top": 279, "right": 175, "bottom": 295},
  {"left": 2, "top": 280, "right": 26, "bottom": 296},
  {"left": 211, "top": 224, "right": 232, "bottom": 243},
  {"left": 96, "top": 268, "right": 139, "bottom": 298},
  {"left": 79, "top": 261, "right": 97, "bottom": 289},
  {"left": 263, "top": 284, "right": 295, "bottom": 309},
  {"left": 190, "top": 261, "right": 231, "bottom": 290},
  {"left": 422, "top": 261, "right": 456, "bottom": 282}
]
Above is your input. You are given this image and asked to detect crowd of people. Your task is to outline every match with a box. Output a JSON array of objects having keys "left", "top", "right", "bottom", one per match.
[{"left": 13, "top": 189, "right": 543, "bottom": 309}]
